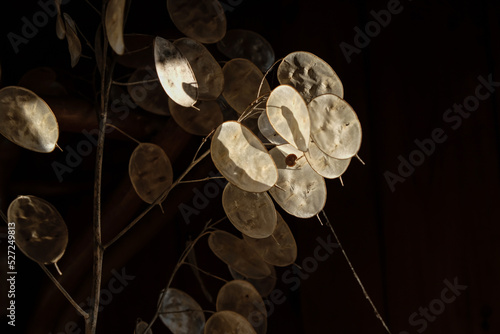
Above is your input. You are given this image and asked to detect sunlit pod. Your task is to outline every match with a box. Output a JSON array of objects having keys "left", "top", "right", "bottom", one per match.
[{"left": 159, "top": 288, "right": 205, "bottom": 334}]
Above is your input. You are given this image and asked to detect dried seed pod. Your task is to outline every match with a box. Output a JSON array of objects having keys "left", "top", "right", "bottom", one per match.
[
  {"left": 0, "top": 86, "right": 59, "bottom": 153},
  {"left": 222, "top": 183, "right": 277, "bottom": 239},
  {"left": 159, "top": 288, "right": 205, "bottom": 334},
  {"left": 217, "top": 29, "right": 275, "bottom": 72},
  {"left": 266, "top": 85, "right": 310, "bottom": 152},
  {"left": 63, "top": 13, "right": 81, "bottom": 68},
  {"left": 244, "top": 211, "right": 297, "bottom": 267},
  {"left": 204, "top": 311, "right": 256, "bottom": 334},
  {"left": 308, "top": 94, "right": 362, "bottom": 159},
  {"left": 167, "top": 0, "right": 226, "bottom": 44},
  {"left": 277, "top": 51, "right": 343, "bottom": 103},
  {"left": 228, "top": 264, "right": 277, "bottom": 298},
  {"left": 129, "top": 143, "right": 173, "bottom": 204},
  {"left": 105, "top": 0, "right": 126, "bottom": 55},
  {"left": 169, "top": 99, "right": 223, "bottom": 136},
  {"left": 211, "top": 121, "right": 278, "bottom": 193},
  {"left": 174, "top": 38, "right": 224, "bottom": 100},
  {"left": 257, "top": 111, "right": 287, "bottom": 145},
  {"left": 268, "top": 145, "right": 327, "bottom": 218},
  {"left": 222, "top": 59, "right": 270, "bottom": 114},
  {"left": 7, "top": 195, "right": 68, "bottom": 265},
  {"left": 305, "top": 140, "right": 351, "bottom": 179},
  {"left": 216, "top": 280, "right": 267, "bottom": 334},
  {"left": 154, "top": 36, "right": 198, "bottom": 107},
  {"left": 134, "top": 321, "right": 152, "bottom": 334},
  {"left": 55, "top": 0, "right": 65, "bottom": 40},
  {"left": 208, "top": 230, "right": 271, "bottom": 279},
  {"left": 128, "top": 67, "right": 170, "bottom": 116}
]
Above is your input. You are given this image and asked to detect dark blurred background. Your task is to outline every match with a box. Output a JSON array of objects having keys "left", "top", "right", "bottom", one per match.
[{"left": 0, "top": 0, "right": 499, "bottom": 333}]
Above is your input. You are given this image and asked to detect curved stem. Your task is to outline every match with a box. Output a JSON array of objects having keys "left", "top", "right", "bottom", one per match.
[
  {"left": 321, "top": 210, "right": 392, "bottom": 334},
  {"left": 39, "top": 263, "right": 89, "bottom": 319},
  {"left": 103, "top": 149, "right": 211, "bottom": 249}
]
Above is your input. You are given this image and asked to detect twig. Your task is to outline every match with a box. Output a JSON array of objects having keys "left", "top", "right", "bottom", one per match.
[
  {"left": 103, "top": 149, "right": 211, "bottom": 249},
  {"left": 84, "top": 0, "right": 101, "bottom": 15},
  {"left": 183, "top": 261, "right": 228, "bottom": 283},
  {"left": 0, "top": 209, "right": 7, "bottom": 224},
  {"left": 39, "top": 263, "right": 89, "bottom": 318},
  {"left": 112, "top": 79, "right": 159, "bottom": 86},
  {"left": 321, "top": 210, "right": 392, "bottom": 334},
  {"left": 179, "top": 176, "right": 226, "bottom": 184}
]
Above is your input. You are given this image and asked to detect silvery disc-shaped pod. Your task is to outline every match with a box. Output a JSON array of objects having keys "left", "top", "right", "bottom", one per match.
[
  {"left": 208, "top": 230, "right": 271, "bottom": 279},
  {"left": 308, "top": 94, "right": 362, "bottom": 159},
  {"left": 277, "top": 51, "right": 343, "bottom": 103},
  {"left": 154, "top": 36, "right": 198, "bottom": 107},
  {"left": 0, "top": 86, "right": 59, "bottom": 153},
  {"left": 211, "top": 121, "right": 278, "bottom": 193}
]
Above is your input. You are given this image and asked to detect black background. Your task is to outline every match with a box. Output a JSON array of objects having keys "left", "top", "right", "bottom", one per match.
[{"left": 0, "top": 0, "right": 499, "bottom": 333}]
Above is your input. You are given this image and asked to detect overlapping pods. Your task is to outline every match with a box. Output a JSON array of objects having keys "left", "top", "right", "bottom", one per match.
[
  {"left": 167, "top": 0, "right": 226, "bottom": 44},
  {"left": 158, "top": 288, "right": 205, "bottom": 334},
  {"left": 211, "top": 121, "right": 278, "bottom": 193},
  {"left": 0, "top": 86, "right": 59, "bottom": 153},
  {"left": 216, "top": 280, "right": 267, "bottom": 334},
  {"left": 266, "top": 85, "right": 310, "bottom": 152},
  {"left": 154, "top": 36, "right": 198, "bottom": 107},
  {"left": 308, "top": 94, "right": 362, "bottom": 159},
  {"left": 174, "top": 38, "right": 224, "bottom": 101},
  {"left": 222, "top": 59, "right": 270, "bottom": 114},
  {"left": 228, "top": 264, "right": 277, "bottom": 298},
  {"left": 7, "top": 196, "right": 68, "bottom": 266},
  {"left": 208, "top": 230, "right": 271, "bottom": 279},
  {"left": 304, "top": 140, "right": 351, "bottom": 179},
  {"left": 204, "top": 311, "right": 256, "bottom": 334},
  {"left": 222, "top": 183, "right": 277, "bottom": 239},
  {"left": 277, "top": 51, "right": 343, "bottom": 103},
  {"left": 268, "top": 145, "right": 327, "bottom": 218},
  {"left": 129, "top": 143, "right": 173, "bottom": 204},
  {"left": 243, "top": 211, "right": 297, "bottom": 267}
]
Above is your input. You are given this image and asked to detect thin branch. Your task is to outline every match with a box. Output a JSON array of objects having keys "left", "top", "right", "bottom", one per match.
[
  {"left": 84, "top": 0, "right": 101, "bottom": 15},
  {"left": 183, "top": 261, "right": 228, "bottom": 283},
  {"left": 322, "top": 210, "right": 392, "bottom": 334},
  {"left": 103, "top": 149, "right": 211, "bottom": 249},
  {"left": 106, "top": 123, "right": 142, "bottom": 144},
  {"left": 39, "top": 263, "right": 89, "bottom": 318},
  {"left": 179, "top": 176, "right": 226, "bottom": 184},
  {"left": 112, "top": 79, "right": 159, "bottom": 86},
  {"left": 257, "top": 57, "right": 283, "bottom": 98},
  {"left": 0, "top": 209, "right": 7, "bottom": 224}
]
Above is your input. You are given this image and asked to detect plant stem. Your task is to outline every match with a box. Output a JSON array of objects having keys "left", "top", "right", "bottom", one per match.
[
  {"left": 39, "top": 263, "right": 89, "bottom": 318},
  {"left": 103, "top": 149, "right": 211, "bottom": 249},
  {"left": 321, "top": 211, "right": 392, "bottom": 334}
]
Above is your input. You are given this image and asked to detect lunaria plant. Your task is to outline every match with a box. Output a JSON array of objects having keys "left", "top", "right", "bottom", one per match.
[{"left": 0, "top": 1, "right": 394, "bottom": 334}]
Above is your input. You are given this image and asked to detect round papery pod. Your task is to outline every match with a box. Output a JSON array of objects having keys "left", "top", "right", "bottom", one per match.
[
  {"left": 129, "top": 143, "right": 173, "bottom": 204},
  {"left": 257, "top": 111, "right": 287, "bottom": 145},
  {"left": 154, "top": 36, "right": 198, "bottom": 107},
  {"left": 217, "top": 29, "right": 275, "bottom": 72},
  {"left": 211, "top": 121, "right": 278, "bottom": 193},
  {"left": 222, "top": 58, "right": 270, "bottom": 114},
  {"left": 266, "top": 85, "right": 310, "bottom": 152},
  {"left": 174, "top": 38, "right": 224, "bottom": 101},
  {"left": 204, "top": 311, "right": 257, "bottom": 334},
  {"left": 308, "top": 94, "right": 362, "bottom": 160},
  {"left": 105, "top": 0, "right": 126, "bottom": 55},
  {"left": 228, "top": 265, "right": 277, "bottom": 298},
  {"left": 216, "top": 280, "right": 267, "bottom": 334},
  {"left": 0, "top": 86, "right": 59, "bottom": 153},
  {"left": 169, "top": 99, "right": 223, "bottom": 136},
  {"left": 243, "top": 211, "right": 297, "bottom": 267},
  {"left": 208, "top": 230, "right": 271, "bottom": 279},
  {"left": 277, "top": 51, "right": 343, "bottom": 103},
  {"left": 305, "top": 140, "right": 351, "bottom": 179},
  {"left": 222, "top": 182, "right": 277, "bottom": 239},
  {"left": 7, "top": 195, "right": 68, "bottom": 265},
  {"left": 268, "top": 145, "right": 327, "bottom": 219},
  {"left": 134, "top": 321, "right": 153, "bottom": 334},
  {"left": 158, "top": 288, "right": 205, "bottom": 334},
  {"left": 167, "top": 0, "right": 226, "bottom": 44},
  {"left": 128, "top": 67, "right": 170, "bottom": 116}
]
